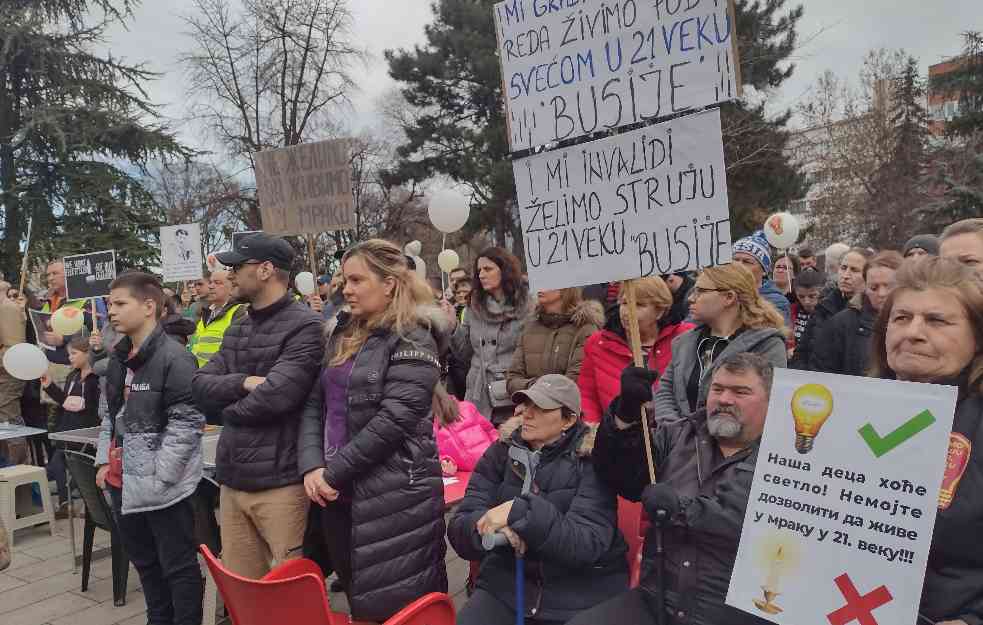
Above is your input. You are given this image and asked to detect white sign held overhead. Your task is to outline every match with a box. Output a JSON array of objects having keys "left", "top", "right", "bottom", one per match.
[
  {"left": 514, "top": 107, "right": 731, "bottom": 292},
  {"left": 726, "top": 369, "right": 958, "bottom": 625},
  {"left": 160, "top": 223, "right": 204, "bottom": 282},
  {"left": 493, "top": 0, "right": 740, "bottom": 152}
]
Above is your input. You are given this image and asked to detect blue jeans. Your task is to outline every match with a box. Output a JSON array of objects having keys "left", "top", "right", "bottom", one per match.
[{"left": 109, "top": 488, "right": 204, "bottom": 625}]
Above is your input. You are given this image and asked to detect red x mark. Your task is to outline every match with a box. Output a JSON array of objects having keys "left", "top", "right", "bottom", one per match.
[{"left": 827, "top": 573, "right": 893, "bottom": 625}]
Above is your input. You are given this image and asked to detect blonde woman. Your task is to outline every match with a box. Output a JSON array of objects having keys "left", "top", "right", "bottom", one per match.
[
  {"left": 653, "top": 263, "right": 787, "bottom": 420},
  {"left": 297, "top": 239, "right": 448, "bottom": 623},
  {"left": 506, "top": 287, "right": 603, "bottom": 397}
]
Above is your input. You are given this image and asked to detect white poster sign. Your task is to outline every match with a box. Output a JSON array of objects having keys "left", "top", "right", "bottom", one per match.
[
  {"left": 726, "top": 369, "right": 958, "bottom": 625},
  {"left": 513, "top": 107, "right": 730, "bottom": 291},
  {"left": 160, "top": 223, "right": 204, "bottom": 282},
  {"left": 493, "top": 0, "right": 740, "bottom": 152}
]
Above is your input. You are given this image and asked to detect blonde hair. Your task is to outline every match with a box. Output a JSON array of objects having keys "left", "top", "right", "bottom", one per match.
[
  {"left": 701, "top": 264, "right": 787, "bottom": 332},
  {"left": 869, "top": 256, "right": 983, "bottom": 394},
  {"left": 619, "top": 277, "right": 673, "bottom": 312},
  {"left": 330, "top": 239, "right": 435, "bottom": 365},
  {"left": 538, "top": 287, "right": 584, "bottom": 315},
  {"left": 941, "top": 218, "right": 983, "bottom": 244}
]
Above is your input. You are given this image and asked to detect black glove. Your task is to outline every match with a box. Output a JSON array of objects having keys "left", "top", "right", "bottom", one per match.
[
  {"left": 641, "top": 483, "right": 680, "bottom": 523},
  {"left": 614, "top": 366, "right": 659, "bottom": 423}
]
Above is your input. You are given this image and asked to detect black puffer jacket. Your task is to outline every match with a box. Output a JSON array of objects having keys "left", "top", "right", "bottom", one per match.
[
  {"left": 594, "top": 408, "right": 771, "bottom": 625},
  {"left": 448, "top": 417, "right": 628, "bottom": 623},
  {"left": 192, "top": 293, "right": 324, "bottom": 491},
  {"left": 298, "top": 311, "right": 447, "bottom": 623},
  {"left": 811, "top": 295, "right": 876, "bottom": 376},
  {"left": 920, "top": 389, "right": 983, "bottom": 625},
  {"left": 790, "top": 288, "right": 850, "bottom": 370}
]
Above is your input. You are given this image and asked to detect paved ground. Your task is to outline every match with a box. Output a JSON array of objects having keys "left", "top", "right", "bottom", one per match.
[{"left": 1, "top": 516, "right": 470, "bottom": 625}]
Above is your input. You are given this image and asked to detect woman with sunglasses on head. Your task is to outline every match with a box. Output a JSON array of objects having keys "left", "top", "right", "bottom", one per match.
[
  {"left": 298, "top": 239, "right": 449, "bottom": 623},
  {"left": 653, "top": 263, "right": 788, "bottom": 421}
]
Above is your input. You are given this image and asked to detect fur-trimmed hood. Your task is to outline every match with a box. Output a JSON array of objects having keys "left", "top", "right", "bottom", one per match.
[
  {"left": 532, "top": 299, "right": 605, "bottom": 330},
  {"left": 497, "top": 415, "right": 597, "bottom": 457},
  {"left": 323, "top": 303, "right": 454, "bottom": 362}
]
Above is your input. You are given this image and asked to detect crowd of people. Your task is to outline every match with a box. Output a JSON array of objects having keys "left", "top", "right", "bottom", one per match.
[{"left": 0, "top": 217, "right": 980, "bottom": 625}]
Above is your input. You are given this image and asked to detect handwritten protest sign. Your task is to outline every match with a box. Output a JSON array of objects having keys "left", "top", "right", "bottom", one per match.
[
  {"left": 160, "top": 223, "right": 203, "bottom": 282},
  {"left": 513, "top": 107, "right": 729, "bottom": 291},
  {"left": 493, "top": 0, "right": 740, "bottom": 152},
  {"left": 64, "top": 250, "right": 116, "bottom": 300},
  {"left": 254, "top": 139, "right": 354, "bottom": 236},
  {"left": 726, "top": 369, "right": 957, "bottom": 625}
]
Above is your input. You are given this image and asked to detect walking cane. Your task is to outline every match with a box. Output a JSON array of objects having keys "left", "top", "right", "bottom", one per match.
[{"left": 482, "top": 447, "right": 541, "bottom": 625}]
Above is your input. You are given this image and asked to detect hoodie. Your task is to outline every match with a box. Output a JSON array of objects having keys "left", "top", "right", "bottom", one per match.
[{"left": 759, "top": 279, "right": 792, "bottom": 326}]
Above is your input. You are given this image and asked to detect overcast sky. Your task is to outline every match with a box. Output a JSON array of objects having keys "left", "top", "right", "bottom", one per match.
[{"left": 100, "top": 0, "right": 979, "bottom": 151}]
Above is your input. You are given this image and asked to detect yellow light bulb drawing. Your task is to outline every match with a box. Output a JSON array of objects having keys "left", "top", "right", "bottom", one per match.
[{"left": 791, "top": 384, "right": 833, "bottom": 454}]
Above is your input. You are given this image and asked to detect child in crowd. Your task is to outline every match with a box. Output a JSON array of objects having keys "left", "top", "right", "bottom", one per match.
[{"left": 432, "top": 383, "right": 497, "bottom": 476}]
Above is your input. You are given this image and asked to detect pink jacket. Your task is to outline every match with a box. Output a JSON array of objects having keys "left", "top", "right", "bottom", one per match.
[{"left": 434, "top": 401, "right": 498, "bottom": 472}]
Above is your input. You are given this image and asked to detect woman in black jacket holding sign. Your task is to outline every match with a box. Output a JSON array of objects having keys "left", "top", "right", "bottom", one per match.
[{"left": 867, "top": 257, "right": 983, "bottom": 625}]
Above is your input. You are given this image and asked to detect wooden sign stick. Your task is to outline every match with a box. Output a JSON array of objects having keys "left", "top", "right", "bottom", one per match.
[
  {"left": 307, "top": 235, "right": 319, "bottom": 277},
  {"left": 623, "top": 279, "right": 658, "bottom": 485},
  {"left": 17, "top": 217, "right": 33, "bottom": 295}
]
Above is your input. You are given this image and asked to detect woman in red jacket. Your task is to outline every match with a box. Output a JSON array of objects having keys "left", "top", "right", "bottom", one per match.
[{"left": 577, "top": 277, "right": 695, "bottom": 423}]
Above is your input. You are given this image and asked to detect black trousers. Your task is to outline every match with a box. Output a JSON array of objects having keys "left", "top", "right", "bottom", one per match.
[
  {"left": 109, "top": 488, "right": 204, "bottom": 625},
  {"left": 457, "top": 589, "right": 565, "bottom": 625},
  {"left": 565, "top": 588, "right": 658, "bottom": 625}
]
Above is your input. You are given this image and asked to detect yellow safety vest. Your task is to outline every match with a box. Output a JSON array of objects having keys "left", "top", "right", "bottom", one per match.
[
  {"left": 191, "top": 304, "right": 244, "bottom": 368},
  {"left": 41, "top": 298, "right": 88, "bottom": 314}
]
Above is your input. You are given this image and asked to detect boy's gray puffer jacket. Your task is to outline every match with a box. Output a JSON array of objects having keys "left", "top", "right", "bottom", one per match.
[{"left": 95, "top": 325, "right": 204, "bottom": 515}]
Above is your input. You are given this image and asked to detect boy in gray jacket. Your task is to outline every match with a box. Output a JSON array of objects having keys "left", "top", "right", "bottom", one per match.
[{"left": 95, "top": 272, "right": 204, "bottom": 625}]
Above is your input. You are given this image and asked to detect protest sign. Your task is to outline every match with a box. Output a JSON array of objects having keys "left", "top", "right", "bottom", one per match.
[
  {"left": 254, "top": 138, "right": 354, "bottom": 236},
  {"left": 726, "top": 369, "right": 957, "bottom": 625},
  {"left": 160, "top": 223, "right": 204, "bottom": 282},
  {"left": 64, "top": 250, "right": 116, "bottom": 300},
  {"left": 28, "top": 310, "right": 55, "bottom": 351},
  {"left": 513, "top": 107, "right": 730, "bottom": 291},
  {"left": 493, "top": 0, "right": 740, "bottom": 152}
]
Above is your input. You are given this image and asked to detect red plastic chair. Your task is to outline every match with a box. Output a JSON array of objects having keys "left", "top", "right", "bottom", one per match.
[
  {"left": 617, "top": 497, "right": 649, "bottom": 588},
  {"left": 200, "top": 545, "right": 456, "bottom": 625}
]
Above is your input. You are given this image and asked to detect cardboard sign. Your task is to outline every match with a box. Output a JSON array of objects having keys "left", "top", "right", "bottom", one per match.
[
  {"left": 493, "top": 0, "right": 740, "bottom": 152},
  {"left": 28, "top": 310, "right": 55, "bottom": 351},
  {"left": 160, "top": 223, "right": 204, "bottom": 282},
  {"left": 64, "top": 250, "right": 116, "bottom": 300},
  {"left": 726, "top": 369, "right": 958, "bottom": 625},
  {"left": 513, "top": 107, "right": 730, "bottom": 291},
  {"left": 254, "top": 139, "right": 354, "bottom": 236}
]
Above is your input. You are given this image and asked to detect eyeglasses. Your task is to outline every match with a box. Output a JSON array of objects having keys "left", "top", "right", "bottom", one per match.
[
  {"left": 692, "top": 286, "right": 727, "bottom": 297},
  {"left": 230, "top": 260, "right": 263, "bottom": 273}
]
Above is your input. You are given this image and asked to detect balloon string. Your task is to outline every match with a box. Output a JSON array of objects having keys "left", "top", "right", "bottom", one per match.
[{"left": 441, "top": 233, "right": 447, "bottom": 295}]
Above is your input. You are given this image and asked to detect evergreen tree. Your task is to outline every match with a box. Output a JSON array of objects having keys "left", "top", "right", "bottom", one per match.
[
  {"left": 931, "top": 31, "right": 983, "bottom": 138},
  {"left": 384, "top": 0, "right": 806, "bottom": 249},
  {"left": 0, "top": 0, "right": 188, "bottom": 282}
]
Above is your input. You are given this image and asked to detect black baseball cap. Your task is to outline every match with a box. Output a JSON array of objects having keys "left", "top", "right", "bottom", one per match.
[{"left": 215, "top": 232, "right": 294, "bottom": 270}]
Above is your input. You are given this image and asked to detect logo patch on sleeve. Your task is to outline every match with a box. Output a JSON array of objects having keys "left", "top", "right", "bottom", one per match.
[{"left": 390, "top": 349, "right": 440, "bottom": 369}]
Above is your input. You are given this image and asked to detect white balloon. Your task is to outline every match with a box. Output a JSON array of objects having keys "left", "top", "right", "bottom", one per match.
[
  {"left": 2, "top": 343, "right": 49, "bottom": 381},
  {"left": 50, "top": 306, "right": 85, "bottom": 335},
  {"left": 295, "top": 271, "right": 316, "bottom": 296},
  {"left": 763, "top": 212, "right": 801, "bottom": 249},
  {"left": 427, "top": 190, "right": 470, "bottom": 233},
  {"left": 412, "top": 255, "right": 427, "bottom": 280},
  {"left": 405, "top": 240, "right": 423, "bottom": 257},
  {"left": 437, "top": 249, "right": 460, "bottom": 273}
]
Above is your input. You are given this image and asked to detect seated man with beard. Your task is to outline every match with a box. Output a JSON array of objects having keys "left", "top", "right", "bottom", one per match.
[{"left": 569, "top": 353, "right": 774, "bottom": 625}]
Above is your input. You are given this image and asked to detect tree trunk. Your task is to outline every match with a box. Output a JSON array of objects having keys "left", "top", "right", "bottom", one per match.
[{"left": 0, "top": 144, "right": 22, "bottom": 284}]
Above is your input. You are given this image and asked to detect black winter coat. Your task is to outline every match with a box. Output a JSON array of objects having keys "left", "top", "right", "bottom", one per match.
[
  {"left": 790, "top": 288, "right": 850, "bottom": 370},
  {"left": 298, "top": 312, "right": 447, "bottom": 623},
  {"left": 593, "top": 408, "right": 771, "bottom": 625},
  {"left": 448, "top": 417, "right": 628, "bottom": 622},
  {"left": 920, "top": 391, "right": 983, "bottom": 625},
  {"left": 193, "top": 293, "right": 324, "bottom": 491},
  {"left": 811, "top": 296, "right": 876, "bottom": 376}
]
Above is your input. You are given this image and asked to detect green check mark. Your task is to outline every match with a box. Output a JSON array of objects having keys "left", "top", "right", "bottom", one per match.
[{"left": 858, "top": 410, "right": 936, "bottom": 458}]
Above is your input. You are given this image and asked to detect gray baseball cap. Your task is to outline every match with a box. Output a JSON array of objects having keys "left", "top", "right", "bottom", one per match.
[{"left": 512, "top": 374, "right": 581, "bottom": 414}]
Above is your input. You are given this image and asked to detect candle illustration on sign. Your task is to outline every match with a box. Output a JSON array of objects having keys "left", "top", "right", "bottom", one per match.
[
  {"left": 791, "top": 384, "right": 834, "bottom": 454},
  {"left": 752, "top": 532, "right": 802, "bottom": 615}
]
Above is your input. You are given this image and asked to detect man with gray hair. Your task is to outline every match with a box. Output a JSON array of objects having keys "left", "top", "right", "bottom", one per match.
[
  {"left": 823, "top": 242, "right": 850, "bottom": 287},
  {"left": 571, "top": 353, "right": 775, "bottom": 625}
]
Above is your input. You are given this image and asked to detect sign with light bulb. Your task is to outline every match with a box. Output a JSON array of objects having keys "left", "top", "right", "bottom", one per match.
[{"left": 726, "top": 369, "right": 957, "bottom": 625}]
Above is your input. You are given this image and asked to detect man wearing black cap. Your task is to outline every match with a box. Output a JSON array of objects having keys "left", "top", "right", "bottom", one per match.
[{"left": 192, "top": 233, "right": 324, "bottom": 579}]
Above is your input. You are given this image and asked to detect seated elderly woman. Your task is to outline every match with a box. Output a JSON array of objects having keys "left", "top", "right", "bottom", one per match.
[
  {"left": 447, "top": 374, "right": 628, "bottom": 625},
  {"left": 867, "top": 257, "right": 983, "bottom": 625}
]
